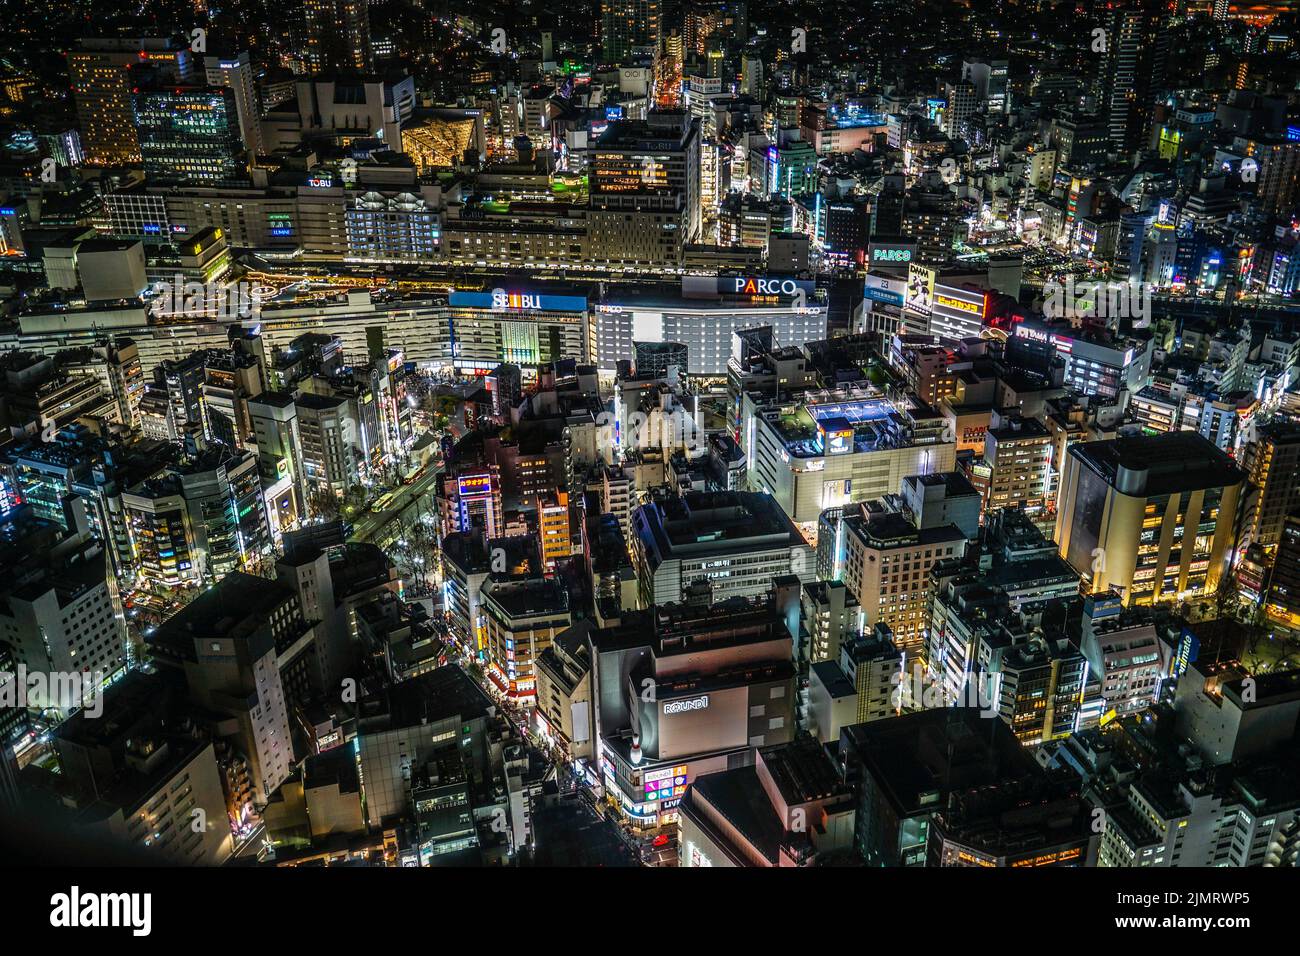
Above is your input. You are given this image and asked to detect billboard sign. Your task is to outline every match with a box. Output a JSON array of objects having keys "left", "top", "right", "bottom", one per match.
[{"left": 906, "top": 264, "right": 936, "bottom": 314}]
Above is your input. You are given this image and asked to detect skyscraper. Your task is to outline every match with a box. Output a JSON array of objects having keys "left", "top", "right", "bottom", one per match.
[
  {"left": 600, "top": 0, "right": 663, "bottom": 65},
  {"left": 303, "top": 0, "right": 375, "bottom": 74},
  {"left": 203, "top": 50, "right": 265, "bottom": 159},
  {"left": 132, "top": 85, "right": 247, "bottom": 185},
  {"left": 1102, "top": 4, "right": 1169, "bottom": 156},
  {"left": 66, "top": 37, "right": 195, "bottom": 165}
]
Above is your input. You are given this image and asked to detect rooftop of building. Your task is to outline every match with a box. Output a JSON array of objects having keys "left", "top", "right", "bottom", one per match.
[
  {"left": 905, "top": 470, "right": 980, "bottom": 498},
  {"left": 840, "top": 708, "right": 1043, "bottom": 818},
  {"left": 686, "top": 766, "right": 790, "bottom": 865},
  {"left": 761, "top": 735, "right": 851, "bottom": 806},
  {"left": 844, "top": 509, "right": 967, "bottom": 549},
  {"left": 811, "top": 660, "right": 857, "bottom": 698},
  {"left": 148, "top": 572, "right": 294, "bottom": 659},
  {"left": 633, "top": 490, "right": 805, "bottom": 560},
  {"left": 356, "top": 663, "right": 493, "bottom": 734},
  {"left": 1069, "top": 431, "right": 1246, "bottom": 496},
  {"left": 304, "top": 743, "right": 361, "bottom": 796},
  {"left": 987, "top": 415, "right": 1050, "bottom": 441},
  {"left": 481, "top": 576, "right": 570, "bottom": 620}
]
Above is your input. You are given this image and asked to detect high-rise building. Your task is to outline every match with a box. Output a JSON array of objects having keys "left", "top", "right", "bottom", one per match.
[
  {"left": 800, "top": 580, "right": 859, "bottom": 666},
  {"left": 47, "top": 671, "right": 234, "bottom": 865},
  {"left": 840, "top": 506, "right": 968, "bottom": 654},
  {"left": 303, "top": 0, "right": 374, "bottom": 73},
  {"left": 942, "top": 81, "right": 978, "bottom": 138},
  {"left": 1102, "top": 4, "right": 1169, "bottom": 156},
  {"left": 1247, "top": 139, "right": 1300, "bottom": 217},
  {"left": 1242, "top": 421, "right": 1300, "bottom": 552},
  {"left": 295, "top": 393, "right": 358, "bottom": 499},
  {"left": 122, "top": 448, "right": 271, "bottom": 587},
  {"left": 628, "top": 490, "right": 814, "bottom": 608},
  {"left": 1054, "top": 432, "right": 1245, "bottom": 606},
  {"left": 600, "top": 0, "right": 663, "bottom": 65},
  {"left": 481, "top": 577, "right": 571, "bottom": 701},
  {"left": 247, "top": 391, "right": 307, "bottom": 528},
  {"left": 1265, "top": 512, "right": 1300, "bottom": 627},
  {"left": 66, "top": 38, "right": 195, "bottom": 166},
  {"left": 203, "top": 50, "right": 265, "bottom": 159},
  {"left": 838, "top": 708, "right": 1061, "bottom": 866},
  {"left": 588, "top": 115, "right": 700, "bottom": 266},
  {"left": 147, "top": 572, "right": 297, "bottom": 804},
  {"left": 983, "top": 415, "right": 1053, "bottom": 516},
  {"left": 132, "top": 84, "right": 247, "bottom": 185},
  {"left": 0, "top": 519, "right": 126, "bottom": 711}
]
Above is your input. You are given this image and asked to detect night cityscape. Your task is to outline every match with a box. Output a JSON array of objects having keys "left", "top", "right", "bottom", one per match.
[{"left": 0, "top": 0, "right": 1297, "bottom": 927}]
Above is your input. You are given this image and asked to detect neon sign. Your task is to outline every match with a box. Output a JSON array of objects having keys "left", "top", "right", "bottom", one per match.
[
  {"left": 662, "top": 696, "right": 709, "bottom": 714},
  {"left": 457, "top": 474, "right": 492, "bottom": 497}
]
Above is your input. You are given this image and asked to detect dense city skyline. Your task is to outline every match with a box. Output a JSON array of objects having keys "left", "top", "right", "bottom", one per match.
[{"left": 0, "top": 0, "right": 1297, "bottom": 906}]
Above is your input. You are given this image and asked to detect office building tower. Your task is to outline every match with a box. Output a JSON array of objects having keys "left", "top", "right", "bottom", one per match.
[
  {"left": 122, "top": 448, "right": 271, "bottom": 587},
  {"left": 1102, "top": 4, "right": 1169, "bottom": 156},
  {"left": 203, "top": 50, "right": 265, "bottom": 159},
  {"left": 983, "top": 415, "right": 1053, "bottom": 516},
  {"left": 588, "top": 116, "right": 700, "bottom": 266},
  {"left": 942, "top": 81, "right": 978, "bottom": 138},
  {"left": 1242, "top": 421, "right": 1300, "bottom": 551},
  {"left": 66, "top": 37, "right": 195, "bottom": 166},
  {"left": 303, "top": 0, "right": 375, "bottom": 73},
  {"left": 295, "top": 393, "right": 358, "bottom": 499},
  {"left": 600, "top": 0, "right": 663, "bottom": 65},
  {"left": 132, "top": 85, "right": 247, "bottom": 185},
  {"left": 840, "top": 506, "right": 968, "bottom": 654},
  {"left": 800, "top": 580, "right": 859, "bottom": 666},
  {"left": 1266, "top": 513, "right": 1300, "bottom": 627},
  {"left": 248, "top": 392, "right": 308, "bottom": 526}
]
